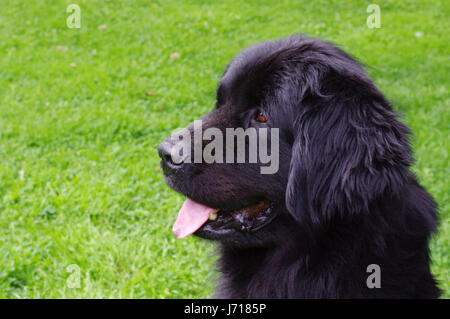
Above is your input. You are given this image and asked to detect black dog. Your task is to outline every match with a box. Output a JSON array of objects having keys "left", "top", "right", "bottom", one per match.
[{"left": 158, "top": 35, "right": 440, "bottom": 298}]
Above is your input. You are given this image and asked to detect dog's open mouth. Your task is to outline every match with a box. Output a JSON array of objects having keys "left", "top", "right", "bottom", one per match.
[{"left": 172, "top": 198, "right": 274, "bottom": 239}]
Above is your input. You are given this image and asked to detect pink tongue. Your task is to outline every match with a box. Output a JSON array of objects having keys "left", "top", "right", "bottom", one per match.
[{"left": 172, "top": 198, "right": 217, "bottom": 239}]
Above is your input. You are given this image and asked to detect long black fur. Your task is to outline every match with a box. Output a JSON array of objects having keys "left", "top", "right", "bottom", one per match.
[{"left": 159, "top": 35, "right": 441, "bottom": 298}]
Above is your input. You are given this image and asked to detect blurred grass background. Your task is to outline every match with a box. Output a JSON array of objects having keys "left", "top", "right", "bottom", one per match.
[{"left": 0, "top": 0, "right": 448, "bottom": 298}]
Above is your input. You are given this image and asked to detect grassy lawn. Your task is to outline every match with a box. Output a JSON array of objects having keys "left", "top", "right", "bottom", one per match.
[{"left": 0, "top": 0, "right": 448, "bottom": 298}]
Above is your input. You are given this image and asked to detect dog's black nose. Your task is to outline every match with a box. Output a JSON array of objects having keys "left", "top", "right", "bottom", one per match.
[{"left": 158, "top": 139, "right": 184, "bottom": 172}]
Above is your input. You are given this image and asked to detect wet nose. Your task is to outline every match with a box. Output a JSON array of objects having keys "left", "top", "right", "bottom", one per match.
[{"left": 158, "top": 139, "right": 184, "bottom": 171}]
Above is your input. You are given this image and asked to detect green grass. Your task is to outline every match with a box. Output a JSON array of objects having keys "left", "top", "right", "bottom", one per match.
[{"left": 0, "top": 0, "right": 448, "bottom": 298}]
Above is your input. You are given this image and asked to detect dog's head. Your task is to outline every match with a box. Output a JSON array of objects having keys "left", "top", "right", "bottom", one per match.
[{"left": 158, "top": 35, "right": 412, "bottom": 247}]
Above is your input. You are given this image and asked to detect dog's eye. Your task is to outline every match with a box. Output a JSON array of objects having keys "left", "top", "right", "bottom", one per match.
[{"left": 256, "top": 112, "right": 268, "bottom": 123}]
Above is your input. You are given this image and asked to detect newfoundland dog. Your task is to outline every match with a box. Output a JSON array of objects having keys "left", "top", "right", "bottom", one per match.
[{"left": 158, "top": 35, "right": 440, "bottom": 298}]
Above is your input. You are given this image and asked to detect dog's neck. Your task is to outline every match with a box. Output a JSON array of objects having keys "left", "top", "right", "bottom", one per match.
[
  {"left": 215, "top": 209, "right": 393, "bottom": 298},
  {"left": 215, "top": 225, "right": 362, "bottom": 298}
]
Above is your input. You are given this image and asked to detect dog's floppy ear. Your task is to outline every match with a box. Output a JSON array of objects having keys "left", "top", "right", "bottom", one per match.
[{"left": 285, "top": 88, "right": 413, "bottom": 226}]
